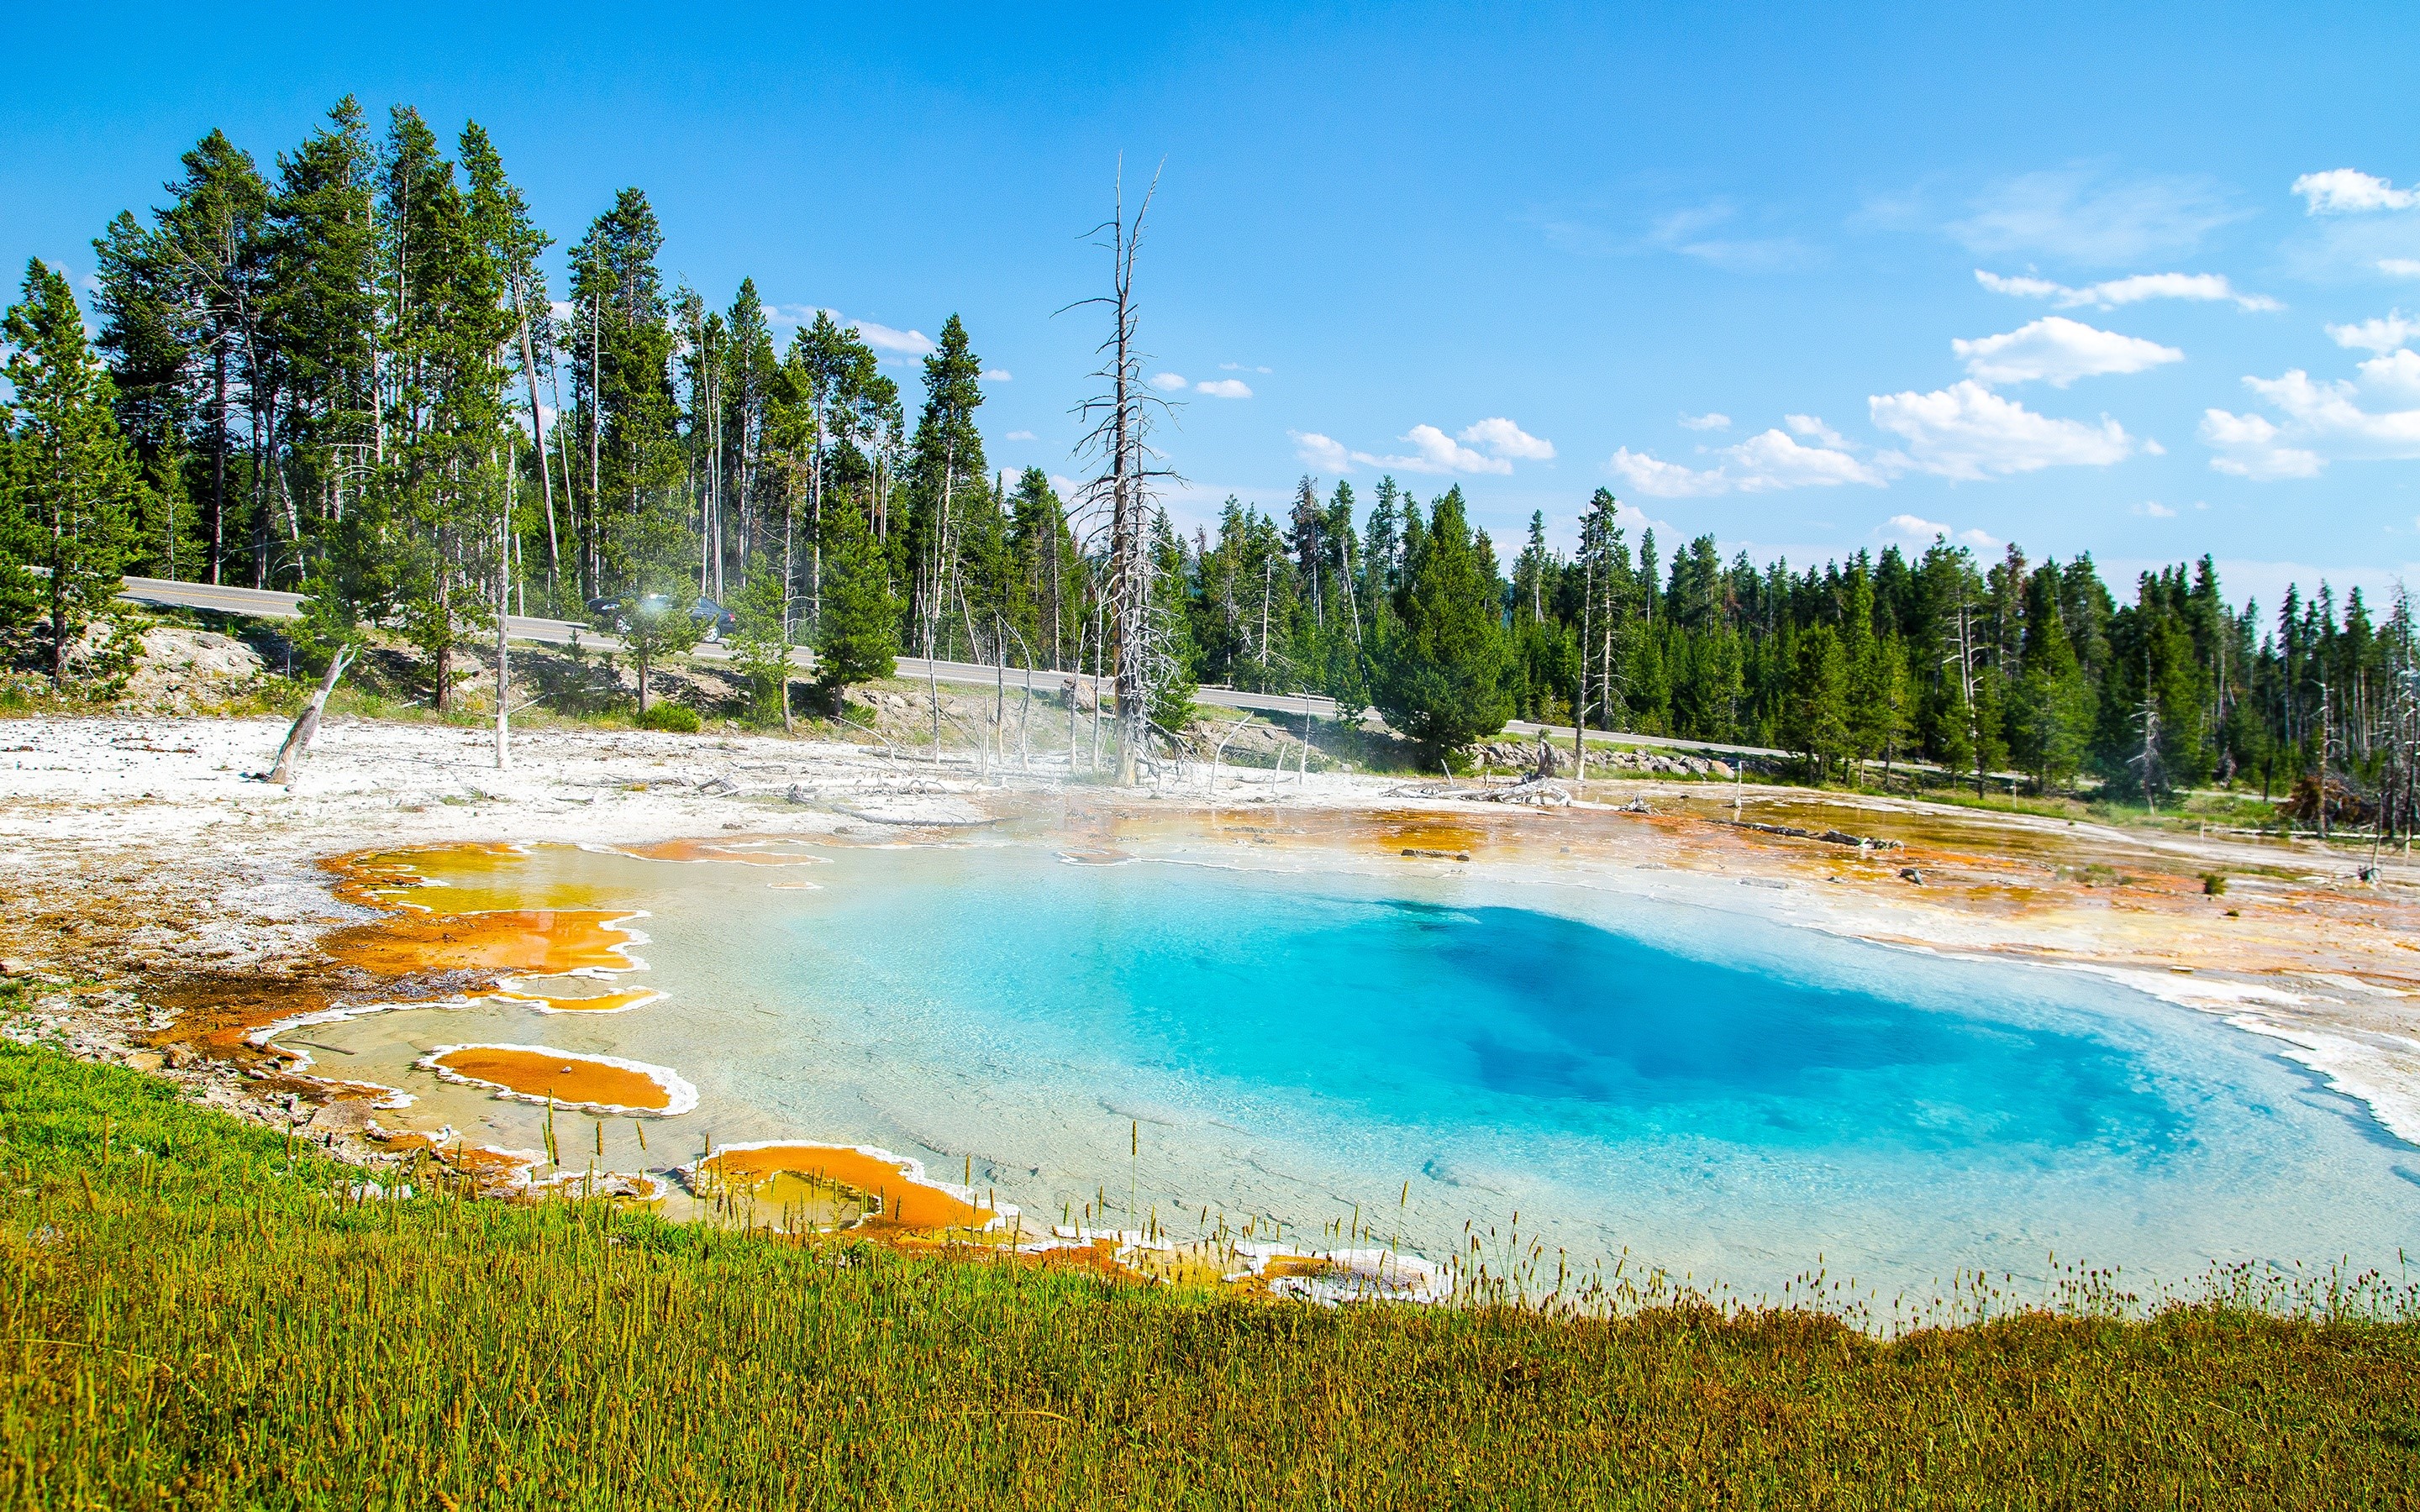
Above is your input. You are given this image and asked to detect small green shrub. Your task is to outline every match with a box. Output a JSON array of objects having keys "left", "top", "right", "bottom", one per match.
[
  {"left": 2202, "top": 871, "right": 2229, "bottom": 896},
  {"left": 637, "top": 701, "right": 702, "bottom": 733}
]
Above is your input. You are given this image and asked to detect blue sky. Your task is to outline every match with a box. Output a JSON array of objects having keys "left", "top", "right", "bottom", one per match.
[{"left": 7, "top": 2, "right": 2418, "bottom": 611}]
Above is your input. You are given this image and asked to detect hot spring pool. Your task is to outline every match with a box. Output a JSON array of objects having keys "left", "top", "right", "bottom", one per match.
[{"left": 318, "top": 837, "right": 2420, "bottom": 1301}]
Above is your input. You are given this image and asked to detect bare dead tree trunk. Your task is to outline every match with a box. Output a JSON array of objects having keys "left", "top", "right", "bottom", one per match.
[
  {"left": 497, "top": 449, "right": 513, "bottom": 772},
  {"left": 1070, "top": 164, "right": 1170, "bottom": 785},
  {"left": 269, "top": 645, "right": 354, "bottom": 786},
  {"left": 511, "top": 277, "right": 560, "bottom": 599}
]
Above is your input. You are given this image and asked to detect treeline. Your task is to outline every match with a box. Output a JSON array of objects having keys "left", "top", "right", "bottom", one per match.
[
  {"left": 1165, "top": 479, "right": 2419, "bottom": 827},
  {"left": 65, "top": 98, "right": 1100, "bottom": 701},
  {"left": 3, "top": 97, "right": 2414, "bottom": 830}
]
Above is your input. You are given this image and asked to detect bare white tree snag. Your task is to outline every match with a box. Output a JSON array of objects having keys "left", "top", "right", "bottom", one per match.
[
  {"left": 509, "top": 275, "right": 560, "bottom": 596},
  {"left": 1206, "top": 715, "right": 1253, "bottom": 796},
  {"left": 496, "top": 524, "right": 512, "bottom": 772},
  {"left": 1068, "top": 161, "right": 1177, "bottom": 786},
  {"left": 268, "top": 643, "right": 354, "bottom": 787}
]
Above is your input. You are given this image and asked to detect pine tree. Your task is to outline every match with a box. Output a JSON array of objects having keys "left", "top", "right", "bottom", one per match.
[
  {"left": 569, "top": 188, "right": 681, "bottom": 590},
  {"left": 1784, "top": 622, "right": 1851, "bottom": 780},
  {"left": 813, "top": 494, "right": 899, "bottom": 706},
  {"left": 901, "top": 314, "right": 986, "bottom": 659},
  {"left": 3, "top": 260, "right": 139, "bottom": 688},
  {"left": 1375, "top": 486, "right": 1512, "bottom": 764},
  {"left": 728, "top": 557, "right": 794, "bottom": 729}
]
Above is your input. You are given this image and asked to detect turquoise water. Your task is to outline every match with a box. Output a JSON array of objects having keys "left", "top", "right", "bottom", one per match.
[{"left": 333, "top": 839, "right": 2420, "bottom": 1299}]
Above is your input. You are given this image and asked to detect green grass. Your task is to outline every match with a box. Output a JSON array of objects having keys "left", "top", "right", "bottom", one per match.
[{"left": 4, "top": 1040, "right": 2418, "bottom": 1507}]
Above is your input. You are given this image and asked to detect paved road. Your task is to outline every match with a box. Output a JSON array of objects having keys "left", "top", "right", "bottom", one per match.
[{"left": 118, "top": 575, "right": 1786, "bottom": 759}]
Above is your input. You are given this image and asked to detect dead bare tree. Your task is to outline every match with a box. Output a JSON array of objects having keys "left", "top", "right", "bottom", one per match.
[
  {"left": 267, "top": 643, "right": 355, "bottom": 786},
  {"left": 1065, "top": 161, "right": 1181, "bottom": 785}
]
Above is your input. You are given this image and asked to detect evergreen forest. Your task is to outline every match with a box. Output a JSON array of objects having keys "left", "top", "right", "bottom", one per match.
[{"left": 4, "top": 98, "right": 2416, "bottom": 832}]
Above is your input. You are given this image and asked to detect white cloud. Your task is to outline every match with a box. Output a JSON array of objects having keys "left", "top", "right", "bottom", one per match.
[
  {"left": 2360, "top": 348, "right": 2420, "bottom": 400},
  {"left": 1290, "top": 431, "right": 1352, "bottom": 472},
  {"left": 1149, "top": 371, "right": 1189, "bottom": 391},
  {"left": 1385, "top": 423, "right": 1512, "bottom": 475},
  {"left": 1607, "top": 428, "right": 1885, "bottom": 497},
  {"left": 1728, "top": 428, "right": 1886, "bottom": 488},
  {"left": 1784, "top": 414, "right": 1848, "bottom": 448},
  {"left": 2292, "top": 170, "right": 2420, "bottom": 215},
  {"left": 1959, "top": 528, "right": 2002, "bottom": 549},
  {"left": 1219, "top": 362, "right": 1273, "bottom": 374},
  {"left": 2199, "top": 409, "right": 2324, "bottom": 479},
  {"left": 2327, "top": 311, "right": 2418, "bottom": 353},
  {"left": 1004, "top": 429, "right": 1038, "bottom": 442},
  {"left": 2198, "top": 339, "right": 2420, "bottom": 477},
  {"left": 1193, "top": 378, "right": 1252, "bottom": 399},
  {"left": 1610, "top": 448, "right": 1733, "bottom": 498},
  {"left": 1296, "top": 417, "right": 1553, "bottom": 476},
  {"left": 1868, "top": 380, "right": 2135, "bottom": 479},
  {"left": 1458, "top": 417, "right": 1555, "bottom": 460},
  {"left": 1679, "top": 411, "right": 1730, "bottom": 431},
  {"left": 1975, "top": 268, "right": 2280, "bottom": 312},
  {"left": 982, "top": 368, "right": 1012, "bottom": 381},
  {"left": 1949, "top": 169, "right": 2244, "bottom": 265},
  {"left": 1886, "top": 513, "right": 1949, "bottom": 540},
  {"left": 2384, "top": 259, "right": 2420, "bottom": 279},
  {"left": 2133, "top": 500, "right": 2178, "bottom": 517},
  {"left": 2202, "top": 366, "right": 2420, "bottom": 478},
  {"left": 1952, "top": 316, "right": 2183, "bottom": 387},
  {"left": 850, "top": 318, "right": 934, "bottom": 355}
]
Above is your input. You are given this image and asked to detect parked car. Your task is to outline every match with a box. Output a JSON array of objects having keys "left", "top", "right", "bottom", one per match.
[{"left": 584, "top": 594, "right": 737, "bottom": 642}]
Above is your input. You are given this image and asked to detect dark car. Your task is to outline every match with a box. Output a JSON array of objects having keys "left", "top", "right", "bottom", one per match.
[{"left": 585, "top": 594, "right": 738, "bottom": 643}]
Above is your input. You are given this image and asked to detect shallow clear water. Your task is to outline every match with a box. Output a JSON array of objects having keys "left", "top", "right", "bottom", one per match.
[{"left": 328, "top": 838, "right": 2420, "bottom": 1300}]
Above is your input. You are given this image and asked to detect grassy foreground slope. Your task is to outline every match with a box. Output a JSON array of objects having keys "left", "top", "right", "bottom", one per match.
[{"left": 3, "top": 1042, "right": 2417, "bottom": 1509}]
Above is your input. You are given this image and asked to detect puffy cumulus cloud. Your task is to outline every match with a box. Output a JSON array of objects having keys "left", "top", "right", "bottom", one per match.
[
  {"left": 1679, "top": 411, "right": 1730, "bottom": 431},
  {"left": 2385, "top": 260, "right": 2420, "bottom": 279},
  {"left": 2200, "top": 362, "right": 2420, "bottom": 478},
  {"left": 1952, "top": 317, "right": 2183, "bottom": 387},
  {"left": 1149, "top": 371, "right": 1189, "bottom": 391},
  {"left": 1886, "top": 513, "right": 1949, "bottom": 540},
  {"left": 1388, "top": 424, "right": 1512, "bottom": 475},
  {"left": 1458, "top": 417, "right": 1555, "bottom": 461},
  {"left": 1949, "top": 169, "right": 2244, "bottom": 265},
  {"left": 850, "top": 319, "right": 934, "bottom": 355},
  {"left": 1785, "top": 414, "right": 1848, "bottom": 447},
  {"left": 1607, "top": 428, "right": 1885, "bottom": 497},
  {"left": 1728, "top": 428, "right": 1887, "bottom": 487},
  {"left": 2293, "top": 170, "right": 2420, "bottom": 215},
  {"left": 2327, "top": 311, "right": 2419, "bottom": 353},
  {"left": 981, "top": 369, "right": 1012, "bottom": 382},
  {"left": 1193, "top": 378, "right": 1252, "bottom": 399},
  {"left": 1298, "top": 417, "right": 1555, "bottom": 476},
  {"left": 1975, "top": 268, "right": 2280, "bottom": 312},
  {"left": 1867, "top": 381, "right": 2135, "bottom": 479},
  {"left": 1290, "top": 431, "right": 1351, "bottom": 472},
  {"left": 1004, "top": 429, "right": 1038, "bottom": 442},
  {"left": 2360, "top": 348, "right": 2420, "bottom": 400},
  {"left": 1609, "top": 448, "right": 1732, "bottom": 498},
  {"left": 2198, "top": 409, "right": 2323, "bottom": 480},
  {"left": 2133, "top": 500, "right": 2178, "bottom": 517}
]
